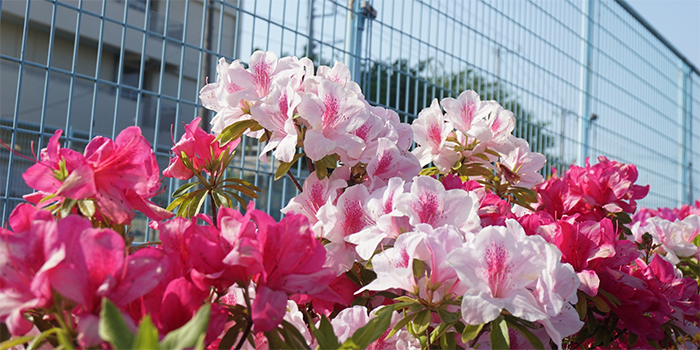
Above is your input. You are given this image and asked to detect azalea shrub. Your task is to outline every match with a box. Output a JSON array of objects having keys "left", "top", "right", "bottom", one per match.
[{"left": 1, "top": 51, "right": 699, "bottom": 350}]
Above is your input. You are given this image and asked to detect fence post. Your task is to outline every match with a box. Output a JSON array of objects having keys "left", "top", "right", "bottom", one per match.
[
  {"left": 577, "top": 0, "right": 595, "bottom": 166},
  {"left": 344, "top": 0, "right": 360, "bottom": 81},
  {"left": 678, "top": 63, "right": 692, "bottom": 204}
]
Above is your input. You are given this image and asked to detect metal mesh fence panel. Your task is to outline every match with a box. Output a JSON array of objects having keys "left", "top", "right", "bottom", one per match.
[{"left": 1, "top": 0, "right": 697, "bottom": 239}]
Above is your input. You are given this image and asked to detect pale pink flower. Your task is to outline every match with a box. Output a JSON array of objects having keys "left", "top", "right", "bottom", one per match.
[
  {"left": 281, "top": 169, "right": 348, "bottom": 230},
  {"left": 395, "top": 176, "right": 480, "bottom": 234},
  {"left": 316, "top": 185, "right": 372, "bottom": 274},
  {"left": 411, "top": 99, "right": 461, "bottom": 173},
  {"left": 250, "top": 78, "right": 302, "bottom": 162},
  {"left": 346, "top": 178, "right": 410, "bottom": 260},
  {"left": 441, "top": 90, "right": 491, "bottom": 139},
  {"left": 483, "top": 102, "right": 516, "bottom": 146},
  {"left": 498, "top": 136, "right": 546, "bottom": 189},
  {"left": 297, "top": 79, "right": 368, "bottom": 162},
  {"left": 365, "top": 137, "right": 421, "bottom": 190},
  {"left": 447, "top": 220, "right": 550, "bottom": 325},
  {"left": 631, "top": 216, "right": 700, "bottom": 264}
]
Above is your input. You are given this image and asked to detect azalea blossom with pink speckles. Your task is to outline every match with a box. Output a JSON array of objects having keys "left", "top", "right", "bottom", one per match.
[
  {"left": 411, "top": 99, "right": 461, "bottom": 173},
  {"left": 395, "top": 175, "right": 480, "bottom": 235},
  {"left": 447, "top": 220, "right": 551, "bottom": 325},
  {"left": 441, "top": 90, "right": 491, "bottom": 140},
  {"left": 298, "top": 79, "right": 368, "bottom": 162}
]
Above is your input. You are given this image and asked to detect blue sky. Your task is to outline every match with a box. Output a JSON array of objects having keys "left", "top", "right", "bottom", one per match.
[{"left": 627, "top": 0, "right": 700, "bottom": 69}]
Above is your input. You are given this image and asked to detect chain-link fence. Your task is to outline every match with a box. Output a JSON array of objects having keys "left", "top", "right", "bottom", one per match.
[{"left": 1, "top": 0, "right": 698, "bottom": 240}]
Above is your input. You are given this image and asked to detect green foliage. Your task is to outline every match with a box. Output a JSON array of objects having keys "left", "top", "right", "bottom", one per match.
[{"left": 98, "top": 298, "right": 211, "bottom": 350}]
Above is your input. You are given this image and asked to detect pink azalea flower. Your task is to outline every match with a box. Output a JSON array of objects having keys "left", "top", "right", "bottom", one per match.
[
  {"left": 248, "top": 210, "right": 337, "bottom": 332},
  {"left": 47, "top": 220, "right": 167, "bottom": 313},
  {"left": 440, "top": 90, "right": 492, "bottom": 139},
  {"left": 565, "top": 156, "right": 650, "bottom": 217},
  {"left": 249, "top": 79, "right": 302, "bottom": 163},
  {"left": 281, "top": 169, "right": 348, "bottom": 230},
  {"left": 0, "top": 205, "right": 64, "bottom": 335},
  {"left": 346, "top": 178, "right": 411, "bottom": 260},
  {"left": 365, "top": 137, "right": 421, "bottom": 190},
  {"left": 549, "top": 219, "right": 616, "bottom": 296},
  {"left": 163, "top": 117, "right": 239, "bottom": 180},
  {"left": 24, "top": 127, "right": 173, "bottom": 225},
  {"left": 447, "top": 220, "right": 550, "bottom": 325},
  {"left": 497, "top": 136, "right": 546, "bottom": 189},
  {"left": 316, "top": 184, "right": 372, "bottom": 273},
  {"left": 297, "top": 79, "right": 368, "bottom": 162},
  {"left": 395, "top": 176, "right": 480, "bottom": 235},
  {"left": 22, "top": 130, "right": 89, "bottom": 197},
  {"left": 483, "top": 102, "right": 515, "bottom": 147},
  {"left": 156, "top": 208, "right": 262, "bottom": 293},
  {"left": 411, "top": 99, "right": 461, "bottom": 173},
  {"left": 631, "top": 216, "right": 700, "bottom": 264}
]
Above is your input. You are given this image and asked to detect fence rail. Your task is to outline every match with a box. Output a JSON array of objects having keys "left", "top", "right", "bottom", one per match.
[{"left": 1, "top": 0, "right": 697, "bottom": 240}]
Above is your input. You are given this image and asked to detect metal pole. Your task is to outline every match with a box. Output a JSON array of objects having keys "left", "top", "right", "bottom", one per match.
[
  {"left": 344, "top": 0, "right": 357, "bottom": 79},
  {"left": 678, "top": 63, "right": 691, "bottom": 204},
  {"left": 577, "top": 0, "right": 595, "bottom": 166}
]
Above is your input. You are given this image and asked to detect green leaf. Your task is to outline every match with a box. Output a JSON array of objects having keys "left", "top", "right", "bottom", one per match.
[
  {"left": 264, "top": 330, "right": 290, "bottom": 350},
  {"left": 98, "top": 298, "right": 135, "bottom": 350},
  {"left": 319, "top": 154, "right": 338, "bottom": 169},
  {"left": 412, "top": 259, "right": 425, "bottom": 279},
  {"left": 27, "top": 328, "right": 67, "bottom": 350},
  {"left": 506, "top": 319, "right": 544, "bottom": 350},
  {"left": 575, "top": 291, "right": 588, "bottom": 321},
  {"left": 166, "top": 194, "right": 189, "bottom": 212},
  {"left": 158, "top": 304, "right": 211, "bottom": 350},
  {"left": 0, "top": 336, "right": 35, "bottom": 350},
  {"left": 429, "top": 322, "right": 453, "bottom": 344},
  {"left": 340, "top": 306, "right": 394, "bottom": 349},
  {"left": 57, "top": 330, "right": 76, "bottom": 350},
  {"left": 222, "top": 184, "right": 259, "bottom": 198},
  {"left": 60, "top": 198, "right": 77, "bottom": 218},
  {"left": 193, "top": 334, "right": 206, "bottom": 350},
  {"left": 274, "top": 153, "right": 305, "bottom": 181},
  {"left": 591, "top": 295, "right": 611, "bottom": 313},
  {"left": 223, "top": 178, "right": 261, "bottom": 192},
  {"left": 172, "top": 181, "right": 199, "bottom": 198},
  {"left": 437, "top": 309, "right": 460, "bottom": 324},
  {"left": 280, "top": 321, "right": 311, "bottom": 350},
  {"left": 216, "top": 119, "right": 259, "bottom": 146},
  {"left": 309, "top": 315, "right": 340, "bottom": 349},
  {"left": 386, "top": 312, "right": 417, "bottom": 339},
  {"left": 439, "top": 331, "right": 456, "bottom": 350},
  {"left": 315, "top": 161, "right": 328, "bottom": 180},
  {"left": 490, "top": 316, "right": 510, "bottom": 350},
  {"left": 223, "top": 190, "right": 248, "bottom": 210},
  {"left": 461, "top": 323, "right": 483, "bottom": 344},
  {"left": 77, "top": 199, "right": 96, "bottom": 218},
  {"left": 597, "top": 289, "right": 621, "bottom": 308},
  {"left": 217, "top": 321, "right": 245, "bottom": 350},
  {"left": 411, "top": 309, "right": 431, "bottom": 335},
  {"left": 186, "top": 191, "right": 208, "bottom": 218},
  {"left": 132, "top": 315, "right": 159, "bottom": 350}
]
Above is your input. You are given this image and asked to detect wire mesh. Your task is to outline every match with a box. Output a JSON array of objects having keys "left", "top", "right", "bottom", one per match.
[{"left": 1, "top": 0, "right": 698, "bottom": 240}]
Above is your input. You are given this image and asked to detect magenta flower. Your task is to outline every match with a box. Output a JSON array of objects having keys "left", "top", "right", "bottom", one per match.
[
  {"left": 163, "top": 117, "right": 239, "bottom": 180},
  {"left": 23, "top": 127, "right": 173, "bottom": 225},
  {"left": 0, "top": 205, "right": 62, "bottom": 335},
  {"left": 248, "top": 211, "right": 336, "bottom": 332}
]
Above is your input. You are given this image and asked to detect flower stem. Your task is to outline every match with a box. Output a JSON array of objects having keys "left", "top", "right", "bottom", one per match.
[
  {"left": 287, "top": 170, "right": 303, "bottom": 193},
  {"left": 209, "top": 190, "right": 218, "bottom": 226},
  {"left": 235, "top": 287, "right": 254, "bottom": 350}
]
